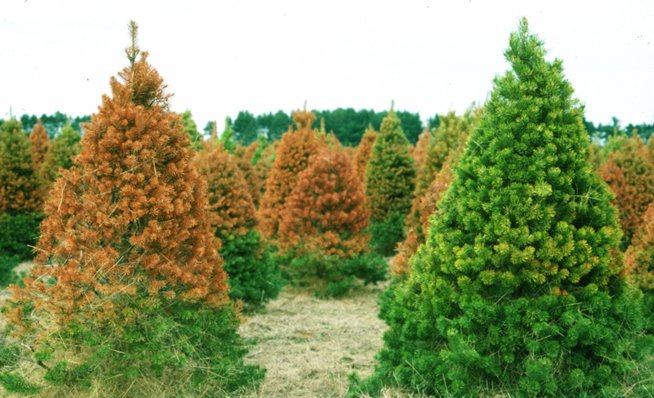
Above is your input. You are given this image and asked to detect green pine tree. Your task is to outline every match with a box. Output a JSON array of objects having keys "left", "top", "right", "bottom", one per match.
[
  {"left": 181, "top": 110, "right": 203, "bottom": 150},
  {"left": 365, "top": 106, "right": 416, "bottom": 256},
  {"left": 355, "top": 18, "right": 651, "bottom": 397}
]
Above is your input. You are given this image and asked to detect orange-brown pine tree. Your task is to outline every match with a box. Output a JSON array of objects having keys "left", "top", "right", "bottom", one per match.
[
  {"left": 10, "top": 25, "right": 227, "bottom": 327},
  {"left": 235, "top": 143, "right": 264, "bottom": 208},
  {"left": 599, "top": 135, "right": 654, "bottom": 245},
  {"left": 257, "top": 109, "right": 323, "bottom": 239},
  {"left": 410, "top": 129, "right": 432, "bottom": 172},
  {"left": 194, "top": 143, "right": 256, "bottom": 235},
  {"left": 625, "top": 203, "right": 654, "bottom": 291},
  {"left": 278, "top": 147, "right": 369, "bottom": 257},
  {"left": 194, "top": 142, "right": 282, "bottom": 306},
  {"left": 0, "top": 119, "right": 43, "bottom": 214},
  {"left": 29, "top": 121, "right": 50, "bottom": 173},
  {"left": 353, "top": 125, "right": 377, "bottom": 184},
  {"left": 3, "top": 23, "right": 263, "bottom": 395}
]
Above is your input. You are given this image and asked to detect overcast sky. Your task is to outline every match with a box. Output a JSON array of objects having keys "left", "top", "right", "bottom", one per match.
[{"left": 1, "top": 0, "right": 653, "bottom": 132}]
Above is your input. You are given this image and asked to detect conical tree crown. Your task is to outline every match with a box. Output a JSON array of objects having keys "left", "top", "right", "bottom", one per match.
[
  {"left": 193, "top": 142, "right": 256, "bottom": 236},
  {"left": 43, "top": 123, "right": 81, "bottom": 182},
  {"left": 279, "top": 147, "right": 369, "bottom": 257},
  {"left": 365, "top": 109, "right": 415, "bottom": 222},
  {"left": 353, "top": 125, "right": 377, "bottom": 184},
  {"left": 29, "top": 120, "right": 50, "bottom": 169},
  {"left": 258, "top": 109, "right": 324, "bottom": 239},
  {"left": 14, "top": 33, "right": 227, "bottom": 325},
  {"left": 371, "top": 19, "right": 641, "bottom": 396},
  {"left": 599, "top": 135, "right": 654, "bottom": 246},
  {"left": 625, "top": 203, "right": 654, "bottom": 291},
  {"left": 0, "top": 120, "right": 43, "bottom": 214}
]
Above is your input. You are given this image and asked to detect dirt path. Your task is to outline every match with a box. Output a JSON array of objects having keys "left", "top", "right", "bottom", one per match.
[{"left": 239, "top": 285, "right": 388, "bottom": 398}]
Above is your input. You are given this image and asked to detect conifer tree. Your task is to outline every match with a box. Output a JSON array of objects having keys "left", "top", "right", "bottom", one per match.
[
  {"left": 356, "top": 19, "right": 650, "bottom": 397},
  {"left": 234, "top": 143, "right": 263, "bottom": 207},
  {"left": 599, "top": 135, "right": 654, "bottom": 246},
  {"left": 4, "top": 22, "right": 262, "bottom": 394},
  {"left": 278, "top": 147, "right": 386, "bottom": 296},
  {"left": 393, "top": 111, "right": 477, "bottom": 275},
  {"left": 43, "top": 124, "right": 81, "bottom": 181},
  {"left": 29, "top": 120, "right": 50, "bottom": 174},
  {"left": 193, "top": 142, "right": 282, "bottom": 307},
  {"left": 0, "top": 120, "right": 44, "bottom": 262},
  {"left": 279, "top": 148, "right": 369, "bottom": 257},
  {"left": 353, "top": 125, "right": 377, "bottom": 184},
  {"left": 410, "top": 129, "right": 432, "bottom": 175},
  {"left": 181, "top": 110, "right": 203, "bottom": 150},
  {"left": 0, "top": 120, "right": 43, "bottom": 214},
  {"left": 258, "top": 109, "right": 323, "bottom": 239},
  {"left": 625, "top": 203, "right": 654, "bottom": 292},
  {"left": 365, "top": 107, "right": 416, "bottom": 256}
]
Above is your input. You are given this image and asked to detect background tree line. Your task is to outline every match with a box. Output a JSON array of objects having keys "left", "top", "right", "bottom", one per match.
[{"left": 4, "top": 111, "right": 654, "bottom": 147}]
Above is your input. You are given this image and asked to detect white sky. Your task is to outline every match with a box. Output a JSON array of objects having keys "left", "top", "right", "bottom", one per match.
[{"left": 1, "top": 0, "right": 653, "bottom": 131}]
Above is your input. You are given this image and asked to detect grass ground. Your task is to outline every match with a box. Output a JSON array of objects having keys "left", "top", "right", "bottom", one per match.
[{"left": 238, "top": 284, "right": 388, "bottom": 398}]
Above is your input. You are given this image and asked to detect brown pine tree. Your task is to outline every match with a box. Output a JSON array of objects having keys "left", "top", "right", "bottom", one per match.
[
  {"left": 194, "top": 142, "right": 282, "bottom": 306},
  {"left": 194, "top": 143, "right": 256, "bottom": 235},
  {"left": 278, "top": 147, "right": 369, "bottom": 257},
  {"left": 353, "top": 125, "right": 377, "bottom": 184},
  {"left": 10, "top": 27, "right": 227, "bottom": 328},
  {"left": 29, "top": 120, "right": 50, "bottom": 172},
  {"left": 625, "top": 203, "right": 654, "bottom": 291},
  {"left": 599, "top": 135, "right": 654, "bottom": 245},
  {"left": 257, "top": 109, "right": 323, "bottom": 239},
  {"left": 0, "top": 119, "right": 43, "bottom": 214}
]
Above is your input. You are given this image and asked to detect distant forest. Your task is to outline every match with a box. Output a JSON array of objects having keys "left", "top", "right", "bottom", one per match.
[{"left": 3, "top": 109, "right": 652, "bottom": 146}]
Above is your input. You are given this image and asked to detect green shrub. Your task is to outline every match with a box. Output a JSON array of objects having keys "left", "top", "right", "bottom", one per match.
[
  {"left": 221, "top": 230, "right": 284, "bottom": 309},
  {"left": 281, "top": 251, "right": 387, "bottom": 297},
  {"left": 369, "top": 212, "right": 405, "bottom": 257},
  {"left": 0, "top": 213, "right": 43, "bottom": 260},
  {"left": 0, "top": 255, "right": 21, "bottom": 287},
  {"left": 2, "top": 299, "right": 264, "bottom": 397}
]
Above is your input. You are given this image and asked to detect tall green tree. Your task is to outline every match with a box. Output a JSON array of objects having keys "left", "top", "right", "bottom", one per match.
[
  {"left": 232, "top": 110, "right": 259, "bottom": 144},
  {"left": 365, "top": 107, "right": 416, "bottom": 256},
  {"left": 356, "top": 19, "right": 651, "bottom": 397},
  {"left": 181, "top": 110, "right": 203, "bottom": 150}
]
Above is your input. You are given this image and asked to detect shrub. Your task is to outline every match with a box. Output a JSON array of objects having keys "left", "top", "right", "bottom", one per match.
[
  {"left": 221, "top": 231, "right": 283, "bottom": 308},
  {"left": 281, "top": 251, "right": 386, "bottom": 298},
  {"left": 0, "top": 255, "right": 21, "bottom": 287},
  {"left": 0, "top": 212, "right": 43, "bottom": 260},
  {"left": 356, "top": 18, "right": 652, "bottom": 397}
]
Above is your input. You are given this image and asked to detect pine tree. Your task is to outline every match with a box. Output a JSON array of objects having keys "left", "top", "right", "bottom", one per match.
[
  {"left": 599, "top": 135, "right": 654, "bottom": 246},
  {"left": 353, "top": 125, "right": 377, "bottom": 184},
  {"left": 279, "top": 148, "right": 369, "bottom": 257},
  {"left": 29, "top": 120, "right": 50, "bottom": 175},
  {"left": 393, "top": 110, "right": 478, "bottom": 276},
  {"left": 258, "top": 109, "right": 323, "bottom": 239},
  {"left": 4, "top": 22, "right": 262, "bottom": 394},
  {"left": 43, "top": 123, "right": 81, "bottom": 181},
  {"left": 0, "top": 119, "right": 43, "bottom": 214},
  {"left": 365, "top": 107, "right": 416, "bottom": 256},
  {"left": 625, "top": 203, "right": 654, "bottom": 291},
  {"left": 357, "top": 19, "right": 650, "bottom": 397},
  {"left": 181, "top": 110, "right": 203, "bottom": 150},
  {"left": 0, "top": 120, "right": 44, "bottom": 262},
  {"left": 193, "top": 142, "right": 282, "bottom": 307},
  {"left": 278, "top": 147, "right": 386, "bottom": 296}
]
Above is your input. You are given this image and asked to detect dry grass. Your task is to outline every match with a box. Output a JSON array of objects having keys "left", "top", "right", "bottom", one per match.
[{"left": 238, "top": 284, "right": 388, "bottom": 398}]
